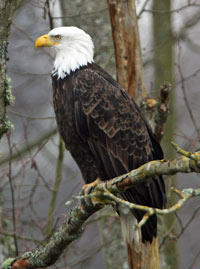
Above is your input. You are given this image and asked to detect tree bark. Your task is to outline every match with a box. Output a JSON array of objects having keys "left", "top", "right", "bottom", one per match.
[
  {"left": 0, "top": 0, "right": 24, "bottom": 262},
  {"left": 0, "top": 0, "right": 23, "bottom": 139},
  {"left": 107, "top": 0, "right": 146, "bottom": 104}
]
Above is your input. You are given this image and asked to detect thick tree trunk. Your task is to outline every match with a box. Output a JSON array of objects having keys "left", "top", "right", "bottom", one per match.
[
  {"left": 107, "top": 0, "right": 146, "bottom": 104},
  {"left": 152, "top": 1, "right": 178, "bottom": 268},
  {"left": 107, "top": 0, "right": 159, "bottom": 268},
  {"left": 0, "top": 0, "right": 24, "bottom": 262},
  {"left": 0, "top": 0, "right": 23, "bottom": 139}
]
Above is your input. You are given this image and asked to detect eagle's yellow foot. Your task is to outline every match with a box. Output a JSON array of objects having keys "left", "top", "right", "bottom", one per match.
[{"left": 81, "top": 177, "right": 101, "bottom": 196}]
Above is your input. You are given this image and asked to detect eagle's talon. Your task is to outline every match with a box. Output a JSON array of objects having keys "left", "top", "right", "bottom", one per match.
[{"left": 81, "top": 177, "right": 101, "bottom": 196}]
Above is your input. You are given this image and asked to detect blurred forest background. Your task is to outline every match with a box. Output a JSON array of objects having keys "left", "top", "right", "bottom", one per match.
[{"left": 1, "top": 0, "right": 200, "bottom": 268}]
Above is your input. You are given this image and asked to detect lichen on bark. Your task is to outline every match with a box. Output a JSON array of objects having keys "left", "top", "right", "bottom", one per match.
[
  {"left": 0, "top": 0, "right": 24, "bottom": 264},
  {"left": 0, "top": 0, "right": 23, "bottom": 139},
  {"left": 0, "top": 40, "right": 14, "bottom": 138}
]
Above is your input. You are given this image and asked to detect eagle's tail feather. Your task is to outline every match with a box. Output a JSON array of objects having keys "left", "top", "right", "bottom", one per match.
[{"left": 119, "top": 207, "right": 160, "bottom": 269}]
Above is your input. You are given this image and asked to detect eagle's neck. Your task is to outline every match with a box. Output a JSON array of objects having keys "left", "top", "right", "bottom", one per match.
[{"left": 52, "top": 39, "right": 94, "bottom": 79}]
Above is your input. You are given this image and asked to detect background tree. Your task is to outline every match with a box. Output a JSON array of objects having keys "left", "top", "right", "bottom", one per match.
[
  {"left": 0, "top": 0, "right": 24, "bottom": 263},
  {"left": 152, "top": 0, "right": 178, "bottom": 268}
]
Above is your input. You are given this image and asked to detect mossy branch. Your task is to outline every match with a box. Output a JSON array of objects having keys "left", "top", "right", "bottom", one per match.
[
  {"left": 0, "top": 0, "right": 24, "bottom": 139},
  {"left": 3, "top": 144, "right": 200, "bottom": 269}
]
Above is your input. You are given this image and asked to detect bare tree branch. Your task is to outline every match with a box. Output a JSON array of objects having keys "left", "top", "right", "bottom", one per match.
[
  {"left": 144, "top": 4, "right": 200, "bottom": 14},
  {"left": 0, "top": 128, "right": 57, "bottom": 167}
]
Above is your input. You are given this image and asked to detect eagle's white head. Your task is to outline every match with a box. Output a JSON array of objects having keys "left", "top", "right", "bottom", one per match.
[{"left": 35, "top": 26, "right": 94, "bottom": 79}]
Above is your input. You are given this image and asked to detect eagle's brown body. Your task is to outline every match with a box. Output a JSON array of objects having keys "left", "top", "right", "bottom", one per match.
[{"left": 52, "top": 62, "right": 166, "bottom": 242}]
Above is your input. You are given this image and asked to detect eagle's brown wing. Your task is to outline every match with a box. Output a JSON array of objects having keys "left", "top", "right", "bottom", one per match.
[{"left": 71, "top": 67, "right": 166, "bottom": 242}]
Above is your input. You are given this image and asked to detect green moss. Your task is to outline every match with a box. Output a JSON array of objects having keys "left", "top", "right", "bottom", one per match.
[
  {"left": 0, "top": 116, "right": 14, "bottom": 131},
  {"left": 0, "top": 198, "right": 16, "bottom": 258},
  {"left": 0, "top": 52, "right": 15, "bottom": 138},
  {"left": 2, "top": 257, "right": 15, "bottom": 269},
  {"left": 0, "top": 116, "right": 14, "bottom": 138},
  {"left": 4, "top": 76, "right": 15, "bottom": 106}
]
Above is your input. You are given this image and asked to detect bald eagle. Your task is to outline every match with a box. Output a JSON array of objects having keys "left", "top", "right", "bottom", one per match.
[{"left": 35, "top": 27, "right": 166, "bottom": 243}]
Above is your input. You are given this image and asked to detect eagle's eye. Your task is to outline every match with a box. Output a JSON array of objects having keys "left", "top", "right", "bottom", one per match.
[{"left": 54, "top": 35, "right": 62, "bottom": 40}]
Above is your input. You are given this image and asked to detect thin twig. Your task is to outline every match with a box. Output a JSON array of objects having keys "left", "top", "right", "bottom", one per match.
[
  {"left": 7, "top": 132, "right": 18, "bottom": 256},
  {"left": 0, "top": 230, "right": 43, "bottom": 245},
  {"left": 8, "top": 109, "right": 54, "bottom": 120},
  {"left": 0, "top": 128, "right": 57, "bottom": 167},
  {"left": 176, "top": 206, "right": 200, "bottom": 239},
  {"left": 144, "top": 4, "right": 200, "bottom": 14},
  {"left": 137, "top": 0, "right": 151, "bottom": 18},
  {"left": 189, "top": 247, "right": 200, "bottom": 269},
  {"left": 44, "top": 0, "right": 54, "bottom": 30}
]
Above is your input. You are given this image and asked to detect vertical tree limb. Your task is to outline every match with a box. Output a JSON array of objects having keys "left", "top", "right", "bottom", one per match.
[
  {"left": 152, "top": 1, "right": 178, "bottom": 268},
  {"left": 107, "top": 0, "right": 146, "bottom": 103},
  {"left": 45, "top": 138, "right": 65, "bottom": 237},
  {"left": 0, "top": 0, "right": 23, "bottom": 139},
  {"left": 0, "top": 0, "right": 24, "bottom": 262}
]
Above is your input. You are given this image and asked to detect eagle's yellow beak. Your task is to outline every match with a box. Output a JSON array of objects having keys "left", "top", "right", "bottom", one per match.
[{"left": 35, "top": 34, "right": 59, "bottom": 48}]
